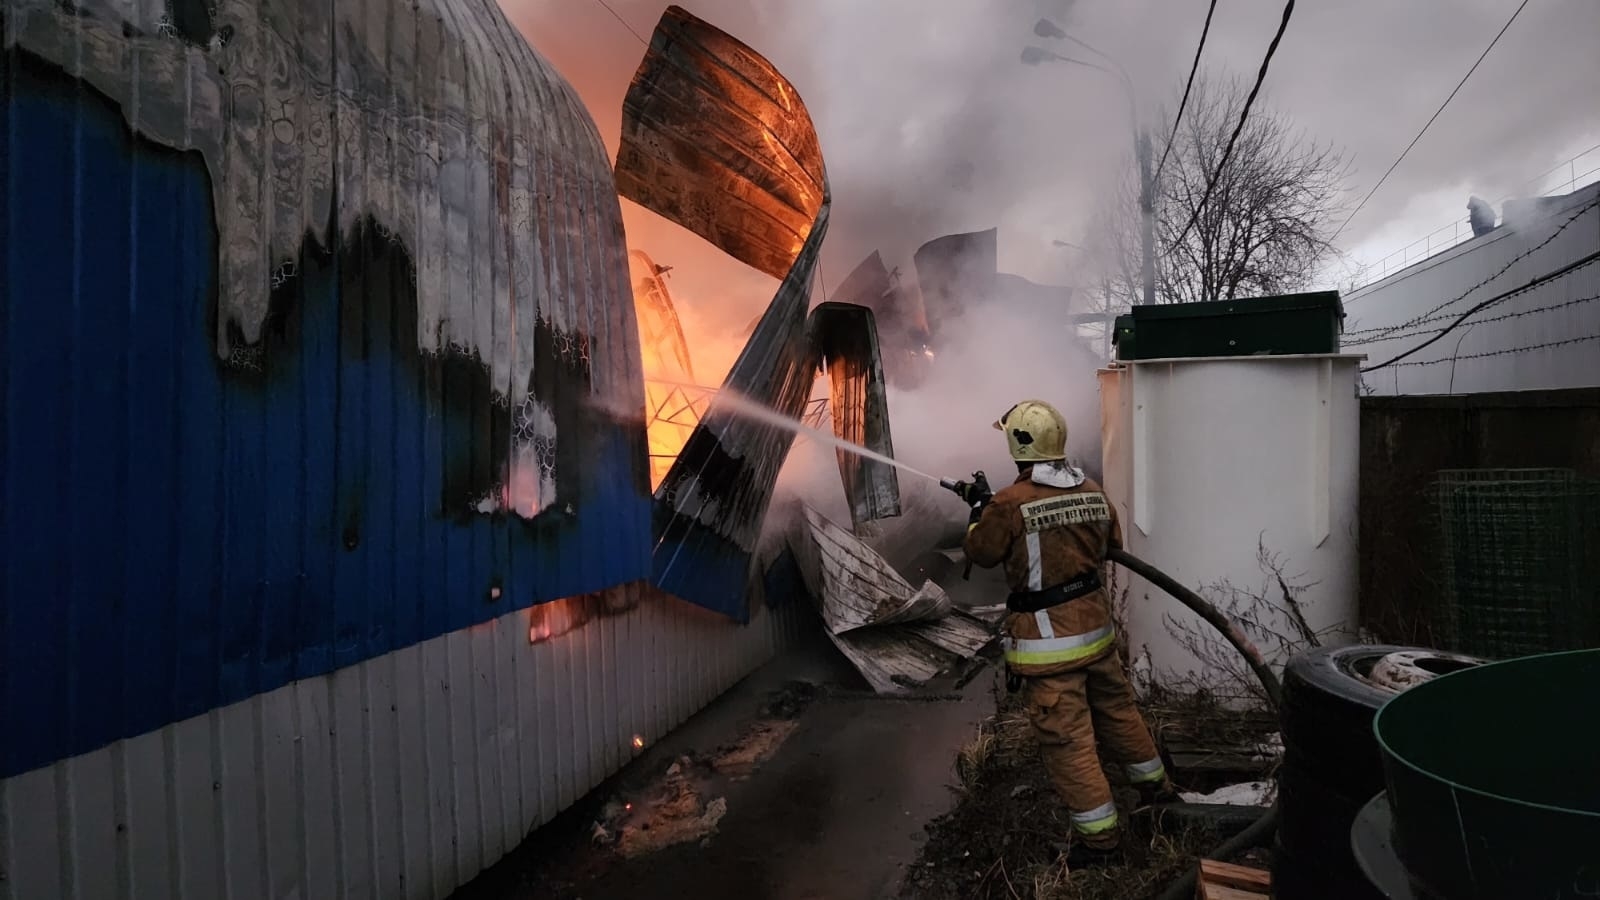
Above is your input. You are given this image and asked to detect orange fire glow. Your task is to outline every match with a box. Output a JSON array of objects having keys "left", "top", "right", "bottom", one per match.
[{"left": 629, "top": 248, "right": 760, "bottom": 490}]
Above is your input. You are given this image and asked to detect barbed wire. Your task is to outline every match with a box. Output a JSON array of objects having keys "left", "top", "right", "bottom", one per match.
[
  {"left": 1360, "top": 248, "right": 1600, "bottom": 373},
  {"left": 1386, "top": 331, "right": 1600, "bottom": 369},
  {"left": 1347, "top": 294, "right": 1600, "bottom": 346},
  {"left": 1347, "top": 250, "right": 1598, "bottom": 341},
  {"left": 1345, "top": 194, "right": 1600, "bottom": 340}
]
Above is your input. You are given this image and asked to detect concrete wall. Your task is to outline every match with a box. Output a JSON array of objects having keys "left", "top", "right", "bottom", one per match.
[
  {"left": 1357, "top": 389, "right": 1600, "bottom": 644},
  {"left": 1345, "top": 184, "right": 1600, "bottom": 395}
]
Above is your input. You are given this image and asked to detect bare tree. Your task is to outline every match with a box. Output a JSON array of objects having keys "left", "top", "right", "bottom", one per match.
[{"left": 1089, "top": 73, "right": 1349, "bottom": 309}]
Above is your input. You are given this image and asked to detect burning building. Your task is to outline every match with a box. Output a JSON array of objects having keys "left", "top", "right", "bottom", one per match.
[{"left": 0, "top": 3, "right": 898, "bottom": 899}]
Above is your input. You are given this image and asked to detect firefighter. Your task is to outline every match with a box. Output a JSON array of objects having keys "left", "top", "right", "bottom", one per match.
[{"left": 951, "top": 399, "right": 1172, "bottom": 866}]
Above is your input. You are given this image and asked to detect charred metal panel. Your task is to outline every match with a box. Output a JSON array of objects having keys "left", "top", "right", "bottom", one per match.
[
  {"left": 809, "top": 302, "right": 902, "bottom": 529},
  {"left": 835, "top": 251, "right": 897, "bottom": 309},
  {"left": 787, "top": 505, "right": 994, "bottom": 694},
  {"left": 0, "top": 0, "right": 651, "bottom": 780},
  {"left": 913, "top": 228, "right": 999, "bottom": 341},
  {"left": 834, "top": 251, "right": 931, "bottom": 387},
  {"left": 616, "top": 6, "right": 830, "bottom": 619}
]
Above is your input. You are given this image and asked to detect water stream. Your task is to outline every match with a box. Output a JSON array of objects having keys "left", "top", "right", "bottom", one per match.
[{"left": 644, "top": 377, "right": 942, "bottom": 483}]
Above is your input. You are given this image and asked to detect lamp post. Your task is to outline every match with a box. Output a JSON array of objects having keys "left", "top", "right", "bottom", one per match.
[{"left": 1022, "top": 25, "right": 1156, "bottom": 307}]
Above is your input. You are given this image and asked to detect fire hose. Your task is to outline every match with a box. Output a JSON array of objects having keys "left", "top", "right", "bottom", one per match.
[
  {"left": 1111, "top": 552, "right": 1284, "bottom": 892},
  {"left": 937, "top": 472, "right": 1282, "bottom": 710},
  {"left": 938, "top": 476, "right": 1285, "bottom": 890},
  {"left": 1106, "top": 548, "right": 1283, "bottom": 710}
]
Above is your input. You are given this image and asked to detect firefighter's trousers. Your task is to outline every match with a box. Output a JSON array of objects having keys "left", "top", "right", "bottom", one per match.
[{"left": 1021, "top": 650, "right": 1166, "bottom": 848}]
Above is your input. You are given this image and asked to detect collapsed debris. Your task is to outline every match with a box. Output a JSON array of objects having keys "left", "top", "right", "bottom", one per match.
[
  {"left": 591, "top": 681, "right": 821, "bottom": 860},
  {"left": 784, "top": 503, "right": 996, "bottom": 693}
]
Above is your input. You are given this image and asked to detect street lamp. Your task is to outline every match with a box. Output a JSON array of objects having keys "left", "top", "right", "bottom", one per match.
[{"left": 1022, "top": 21, "right": 1156, "bottom": 307}]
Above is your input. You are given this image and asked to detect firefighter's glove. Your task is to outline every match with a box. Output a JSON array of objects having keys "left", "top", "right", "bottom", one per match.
[{"left": 955, "top": 470, "right": 993, "bottom": 524}]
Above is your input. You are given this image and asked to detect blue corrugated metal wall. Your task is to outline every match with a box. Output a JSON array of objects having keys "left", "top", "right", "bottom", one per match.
[
  {"left": 620, "top": 7, "right": 833, "bottom": 622},
  {"left": 0, "top": 50, "right": 652, "bottom": 780}
]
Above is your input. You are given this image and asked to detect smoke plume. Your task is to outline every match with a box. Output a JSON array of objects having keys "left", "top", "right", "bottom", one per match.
[{"left": 502, "top": 0, "right": 1166, "bottom": 558}]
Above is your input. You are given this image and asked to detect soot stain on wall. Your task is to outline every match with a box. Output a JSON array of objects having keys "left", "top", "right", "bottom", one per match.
[{"left": 10, "top": 45, "right": 612, "bottom": 532}]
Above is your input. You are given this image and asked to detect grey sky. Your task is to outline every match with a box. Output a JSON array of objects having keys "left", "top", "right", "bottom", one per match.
[{"left": 504, "top": 0, "right": 1598, "bottom": 294}]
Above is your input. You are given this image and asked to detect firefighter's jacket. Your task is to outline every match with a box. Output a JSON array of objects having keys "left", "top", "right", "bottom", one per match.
[{"left": 964, "top": 463, "right": 1123, "bottom": 677}]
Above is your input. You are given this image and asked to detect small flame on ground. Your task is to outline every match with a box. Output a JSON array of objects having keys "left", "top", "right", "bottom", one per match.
[
  {"left": 632, "top": 734, "right": 645, "bottom": 750},
  {"left": 625, "top": 802, "right": 634, "bottom": 811}
]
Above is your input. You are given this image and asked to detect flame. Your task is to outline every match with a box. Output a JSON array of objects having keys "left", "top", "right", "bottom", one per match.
[
  {"left": 632, "top": 734, "right": 645, "bottom": 750},
  {"left": 527, "top": 595, "right": 594, "bottom": 645},
  {"left": 629, "top": 248, "right": 750, "bottom": 490}
]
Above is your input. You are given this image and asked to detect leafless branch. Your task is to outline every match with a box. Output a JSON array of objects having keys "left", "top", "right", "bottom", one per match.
[
  {"left": 1084, "top": 72, "right": 1350, "bottom": 316},
  {"left": 1159, "top": 538, "right": 1331, "bottom": 706}
]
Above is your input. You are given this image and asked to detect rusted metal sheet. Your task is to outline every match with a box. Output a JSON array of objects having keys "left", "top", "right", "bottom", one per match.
[
  {"left": 616, "top": 5, "right": 832, "bottom": 619},
  {"left": 787, "top": 505, "right": 995, "bottom": 693},
  {"left": 810, "top": 302, "right": 902, "bottom": 529}
]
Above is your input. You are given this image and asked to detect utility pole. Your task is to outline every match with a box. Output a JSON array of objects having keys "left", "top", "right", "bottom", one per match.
[
  {"left": 1137, "top": 131, "right": 1156, "bottom": 306},
  {"left": 1022, "top": 26, "right": 1157, "bottom": 306}
]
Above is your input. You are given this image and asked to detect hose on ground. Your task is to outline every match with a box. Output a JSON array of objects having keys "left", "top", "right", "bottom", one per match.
[
  {"left": 1151, "top": 804, "right": 1281, "bottom": 900},
  {"left": 1107, "top": 548, "right": 1283, "bottom": 710}
]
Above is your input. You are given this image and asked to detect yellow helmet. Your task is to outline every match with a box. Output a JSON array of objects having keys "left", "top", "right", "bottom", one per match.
[{"left": 994, "top": 400, "right": 1068, "bottom": 462}]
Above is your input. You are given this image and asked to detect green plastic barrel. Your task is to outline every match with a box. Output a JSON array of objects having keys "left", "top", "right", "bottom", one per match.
[{"left": 1373, "top": 649, "right": 1600, "bottom": 899}]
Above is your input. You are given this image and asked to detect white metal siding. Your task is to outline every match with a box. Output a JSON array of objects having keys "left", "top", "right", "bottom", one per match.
[
  {"left": 0, "top": 588, "right": 803, "bottom": 900},
  {"left": 1099, "top": 356, "right": 1363, "bottom": 692}
]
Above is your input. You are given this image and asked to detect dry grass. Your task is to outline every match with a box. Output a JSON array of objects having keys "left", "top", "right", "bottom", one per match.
[
  {"left": 1027, "top": 825, "right": 1217, "bottom": 900},
  {"left": 956, "top": 725, "right": 996, "bottom": 790},
  {"left": 1142, "top": 685, "right": 1278, "bottom": 754},
  {"left": 906, "top": 687, "right": 1261, "bottom": 900}
]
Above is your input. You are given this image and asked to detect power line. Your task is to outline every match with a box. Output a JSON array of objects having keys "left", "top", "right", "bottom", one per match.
[
  {"left": 1360, "top": 248, "right": 1600, "bottom": 373},
  {"left": 594, "top": 0, "right": 648, "bottom": 46},
  {"left": 1153, "top": 0, "right": 1219, "bottom": 185},
  {"left": 1330, "top": 0, "right": 1532, "bottom": 244},
  {"left": 1170, "top": 0, "right": 1297, "bottom": 251}
]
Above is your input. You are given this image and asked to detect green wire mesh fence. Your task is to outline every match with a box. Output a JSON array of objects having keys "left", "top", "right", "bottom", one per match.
[{"left": 1430, "top": 468, "right": 1600, "bottom": 659}]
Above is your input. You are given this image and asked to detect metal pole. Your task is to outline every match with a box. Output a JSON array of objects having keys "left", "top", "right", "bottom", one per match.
[{"left": 1138, "top": 130, "right": 1156, "bottom": 305}]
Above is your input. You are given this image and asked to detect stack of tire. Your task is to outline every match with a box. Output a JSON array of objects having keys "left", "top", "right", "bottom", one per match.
[{"left": 1273, "top": 645, "right": 1482, "bottom": 898}]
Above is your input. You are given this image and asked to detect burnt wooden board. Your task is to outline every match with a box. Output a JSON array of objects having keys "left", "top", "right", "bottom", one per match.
[{"left": 1197, "top": 859, "right": 1271, "bottom": 900}]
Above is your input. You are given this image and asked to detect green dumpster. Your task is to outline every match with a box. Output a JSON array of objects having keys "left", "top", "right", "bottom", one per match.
[{"left": 1373, "top": 649, "right": 1600, "bottom": 899}]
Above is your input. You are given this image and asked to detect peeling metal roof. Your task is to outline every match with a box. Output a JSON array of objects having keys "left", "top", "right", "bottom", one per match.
[
  {"left": 810, "top": 303, "right": 902, "bottom": 529},
  {"left": 616, "top": 6, "right": 832, "bottom": 619},
  {"left": 788, "top": 505, "right": 994, "bottom": 694}
]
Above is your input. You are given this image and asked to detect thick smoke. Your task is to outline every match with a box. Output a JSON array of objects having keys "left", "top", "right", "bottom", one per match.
[
  {"left": 505, "top": 0, "right": 1195, "bottom": 284},
  {"left": 506, "top": 0, "right": 1159, "bottom": 556},
  {"left": 505, "top": 0, "right": 1599, "bottom": 559}
]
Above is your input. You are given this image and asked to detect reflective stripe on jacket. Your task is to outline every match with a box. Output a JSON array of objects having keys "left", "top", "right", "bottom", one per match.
[{"left": 965, "top": 470, "right": 1123, "bottom": 676}]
